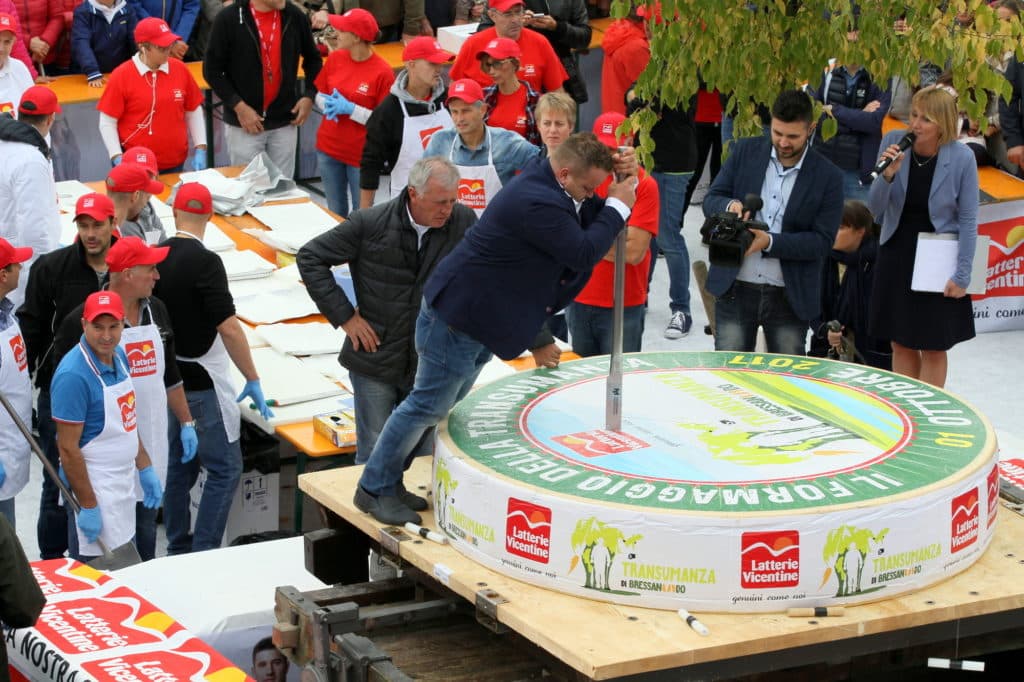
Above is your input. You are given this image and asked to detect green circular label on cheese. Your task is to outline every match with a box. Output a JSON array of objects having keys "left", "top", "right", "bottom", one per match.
[{"left": 445, "top": 352, "right": 990, "bottom": 514}]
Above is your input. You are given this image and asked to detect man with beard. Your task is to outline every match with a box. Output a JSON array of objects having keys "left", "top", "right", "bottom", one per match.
[{"left": 702, "top": 89, "right": 843, "bottom": 355}]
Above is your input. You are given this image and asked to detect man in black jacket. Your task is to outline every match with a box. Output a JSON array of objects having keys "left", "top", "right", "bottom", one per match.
[
  {"left": 297, "top": 157, "right": 475, "bottom": 509},
  {"left": 17, "top": 192, "right": 118, "bottom": 560},
  {"left": 203, "top": 0, "right": 322, "bottom": 178}
]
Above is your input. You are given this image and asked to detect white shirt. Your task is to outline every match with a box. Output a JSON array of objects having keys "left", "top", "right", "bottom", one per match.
[
  {"left": 735, "top": 143, "right": 811, "bottom": 288},
  {"left": 0, "top": 58, "right": 33, "bottom": 117}
]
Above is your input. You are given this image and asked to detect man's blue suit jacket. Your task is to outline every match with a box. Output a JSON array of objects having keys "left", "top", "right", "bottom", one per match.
[
  {"left": 424, "top": 157, "right": 626, "bottom": 360},
  {"left": 703, "top": 136, "right": 844, "bottom": 322}
]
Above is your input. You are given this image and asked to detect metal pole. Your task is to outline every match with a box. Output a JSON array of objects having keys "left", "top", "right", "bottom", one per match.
[{"left": 605, "top": 229, "right": 625, "bottom": 431}]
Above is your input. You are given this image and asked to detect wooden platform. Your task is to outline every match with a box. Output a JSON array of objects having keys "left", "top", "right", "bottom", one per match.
[{"left": 300, "top": 459, "right": 1024, "bottom": 680}]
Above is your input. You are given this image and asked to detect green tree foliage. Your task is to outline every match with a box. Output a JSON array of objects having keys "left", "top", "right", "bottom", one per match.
[{"left": 624, "top": 0, "right": 1022, "bottom": 154}]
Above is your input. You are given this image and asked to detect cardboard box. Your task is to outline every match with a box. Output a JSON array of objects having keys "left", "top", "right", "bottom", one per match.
[
  {"left": 191, "top": 469, "right": 281, "bottom": 545},
  {"left": 313, "top": 409, "right": 357, "bottom": 448},
  {"left": 437, "top": 22, "right": 478, "bottom": 55}
]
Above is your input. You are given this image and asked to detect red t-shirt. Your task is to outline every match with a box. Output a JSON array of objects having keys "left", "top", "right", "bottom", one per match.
[
  {"left": 98, "top": 57, "right": 204, "bottom": 169},
  {"left": 575, "top": 169, "right": 659, "bottom": 308},
  {"left": 485, "top": 86, "right": 528, "bottom": 139},
  {"left": 315, "top": 50, "right": 395, "bottom": 166},
  {"left": 252, "top": 7, "right": 282, "bottom": 112},
  {"left": 451, "top": 27, "right": 567, "bottom": 94}
]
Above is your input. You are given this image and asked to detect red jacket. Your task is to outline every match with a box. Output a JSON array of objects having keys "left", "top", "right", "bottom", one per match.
[
  {"left": 600, "top": 19, "right": 648, "bottom": 115},
  {"left": 0, "top": 0, "right": 38, "bottom": 78},
  {"left": 12, "top": 0, "right": 72, "bottom": 68}
]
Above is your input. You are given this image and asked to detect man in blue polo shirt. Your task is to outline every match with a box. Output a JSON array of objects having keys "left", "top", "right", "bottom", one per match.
[
  {"left": 424, "top": 79, "right": 540, "bottom": 217},
  {"left": 50, "top": 291, "right": 162, "bottom": 562}
]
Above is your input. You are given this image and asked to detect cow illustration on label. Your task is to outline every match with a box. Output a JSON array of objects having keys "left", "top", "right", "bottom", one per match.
[
  {"left": 569, "top": 517, "right": 642, "bottom": 593},
  {"left": 820, "top": 524, "right": 888, "bottom": 597},
  {"left": 434, "top": 458, "right": 459, "bottom": 533}
]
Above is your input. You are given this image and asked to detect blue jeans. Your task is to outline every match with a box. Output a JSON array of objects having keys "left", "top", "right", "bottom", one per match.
[
  {"left": 318, "top": 150, "right": 360, "bottom": 217},
  {"left": 566, "top": 302, "right": 645, "bottom": 357},
  {"left": 37, "top": 389, "right": 69, "bottom": 559},
  {"left": 359, "top": 301, "right": 492, "bottom": 497},
  {"left": 135, "top": 502, "right": 158, "bottom": 561},
  {"left": 164, "top": 389, "right": 242, "bottom": 554},
  {"left": 348, "top": 370, "right": 433, "bottom": 465},
  {"left": 0, "top": 497, "right": 14, "bottom": 531},
  {"left": 841, "top": 169, "right": 870, "bottom": 202},
  {"left": 649, "top": 171, "right": 694, "bottom": 314},
  {"left": 714, "top": 281, "right": 809, "bottom": 355}
]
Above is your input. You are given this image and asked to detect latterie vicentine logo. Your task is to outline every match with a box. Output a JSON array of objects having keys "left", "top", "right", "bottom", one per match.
[
  {"left": 506, "top": 498, "right": 552, "bottom": 564},
  {"left": 457, "top": 178, "right": 487, "bottom": 210},
  {"left": 118, "top": 391, "right": 138, "bottom": 432},
  {"left": 551, "top": 430, "right": 650, "bottom": 459},
  {"left": 419, "top": 125, "right": 444, "bottom": 149},
  {"left": 740, "top": 530, "right": 800, "bottom": 588},
  {"left": 125, "top": 342, "right": 158, "bottom": 377},
  {"left": 9, "top": 333, "right": 27, "bottom": 371},
  {"left": 951, "top": 488, "right": 980, "bottom": 553}
]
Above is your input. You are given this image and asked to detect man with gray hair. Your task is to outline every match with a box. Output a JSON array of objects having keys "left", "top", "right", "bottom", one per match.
[{"left": 298, "top": 157, "right": 476, "bottom": 499}]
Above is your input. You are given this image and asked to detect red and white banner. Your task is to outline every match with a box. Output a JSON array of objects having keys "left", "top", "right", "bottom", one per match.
[
  {"left": 6, "top": 559, "right": 252, "bottom": 682},
  {"left": 974, "top": 200, "right": 1024, "bottom": 333}
]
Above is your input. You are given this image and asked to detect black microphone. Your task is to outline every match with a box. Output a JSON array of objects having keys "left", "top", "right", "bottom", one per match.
[
  {"left": 871, "top": 132, "right": 916, "bottom": 179},
  {"left": 742, "top": 194, "right": 763, "bottom": 219}
]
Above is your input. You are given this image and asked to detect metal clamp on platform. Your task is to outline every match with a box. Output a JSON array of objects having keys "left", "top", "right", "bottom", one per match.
[
  {"left": 475, "top": 588, "right": 509, "bottom": 634},
  {"left": 378, "top": 526, "right": 410, "bottom": 565}
]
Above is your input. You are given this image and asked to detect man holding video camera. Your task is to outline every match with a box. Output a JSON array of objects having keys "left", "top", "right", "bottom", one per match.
[{"left": 702, "top": 89, "right": 843, "bottom": 355}]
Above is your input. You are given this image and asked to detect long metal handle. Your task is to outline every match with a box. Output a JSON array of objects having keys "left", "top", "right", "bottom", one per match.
[{"left": 605, "top": 230, "right": 625, "bottom": 431}]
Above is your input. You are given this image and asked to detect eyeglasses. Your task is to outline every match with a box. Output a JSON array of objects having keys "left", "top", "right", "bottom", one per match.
[{"left": 482, "top": 58, "right": 512, "bottom": 71}]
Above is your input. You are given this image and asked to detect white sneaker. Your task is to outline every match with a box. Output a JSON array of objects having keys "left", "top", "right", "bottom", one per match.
[{"left": 665, "top": 312, "right": 693, "bottom": 339}]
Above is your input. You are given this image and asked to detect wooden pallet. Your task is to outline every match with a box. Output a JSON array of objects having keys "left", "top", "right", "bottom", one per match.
[{"left": 299, "top": 459, "right": 1024, "bottom": 681}]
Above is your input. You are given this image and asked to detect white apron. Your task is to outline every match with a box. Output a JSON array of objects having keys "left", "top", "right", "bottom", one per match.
[
  {"left": 382, "top": 99, "right": 453, "bottom": 203},
  {"left": 178, "top": 334, "right": 240, "bottom": 443},
  {"left": 0, "top": 319, "right": 32, "bottom": 499},
  {"left": 76, "top": 346, "right": 139, "bottom": 557},
  {"left": 450, "top": 129, "right": 502, "bottom": 217},
  {"left": 121, "top": 307, "right": 169, "bottom": 491}
]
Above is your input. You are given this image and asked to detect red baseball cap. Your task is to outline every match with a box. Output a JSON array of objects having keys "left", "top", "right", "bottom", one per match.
[
  {"left": 0, "top": 238, "right": 32, "bottom": 269},
  {"left": 593, "top": 111, "right": 628, "bottom": 148},
  {"left": 105, "top": 236, "right": 170, "bottom": 272},
  {"left": 106, "top": 163, "right": 164, "bottom": 195},
  {"left": 328, "top": 8, "right": 378, "bottom": 42},
  {"left": 489, "top": 0, "right": 525, "bottom": 13},
  {"left": 0, "top": 12, "right": 18, "bottom": 34},
  {"left": 19, "top": 86, "right": 61, "bottom": 116},
  {"left": 446, "top": 78, "right": 485, "bottom": 106},
  {"left": 476, "top": 37, "right": 521, "bottom": 61},
  {"left": 123, "top": 146, "right": 159, "bottom": 176},
  {"left": 134, "top": 17, "right": 180, "bottom": 47},
  {"left": 401, "top": 37, "right": 453, "bottom": 64},
  {"left": 173, "top": 182, "right": 213, "bottom": 215},
  {"left": 74, "top": 192, "right": 116, "bottom": 222},
  {"left": 83, "top": 291, "right": 125, "bottom": 322}
]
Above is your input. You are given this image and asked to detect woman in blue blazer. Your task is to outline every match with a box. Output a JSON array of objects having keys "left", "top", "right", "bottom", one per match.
[{"left": 867, "top": 85, "right": 977, "bottom": 388}]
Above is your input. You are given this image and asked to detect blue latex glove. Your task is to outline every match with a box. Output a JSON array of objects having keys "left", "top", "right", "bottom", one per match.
[
  {"left": 180, "top": 423, "right": 198, "bottom": 463},
  {"left": 0, "top": 460, "right": 5, "bottom": 488},
  {"left": 323, "top": 89, "right": 355, "bottom": 121},
  {"left": 78, "top": 506, "right": 103, "bottom": 543},
  {"left": 138, "top": 466, "right": 163, "bottom": 509},
  {"left": 237, "top": 379, "right": 274, "bottom": 419},
  {"left": 192, "top": 147, "right": 208, "bottom": 171},
  {"left": 112, "top": 154, "right": 122, "bottom": 166}
]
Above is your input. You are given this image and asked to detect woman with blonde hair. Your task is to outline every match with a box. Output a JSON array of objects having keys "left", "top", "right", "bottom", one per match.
[{"left": 867, "top": 85, "right": 978, "bottom": 387}]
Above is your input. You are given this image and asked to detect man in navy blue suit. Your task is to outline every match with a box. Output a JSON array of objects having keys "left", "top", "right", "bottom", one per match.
[
  {"left": 703, "top": 89, "right": 844, "bottom": 355},
  {"left": 354, "top": 133, "right": 637, "bottom": 524}
]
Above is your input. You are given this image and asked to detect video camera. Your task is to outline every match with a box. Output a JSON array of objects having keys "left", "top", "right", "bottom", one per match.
[{"left": 700, "top": 194, "right": 767, "bottom": 268}]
